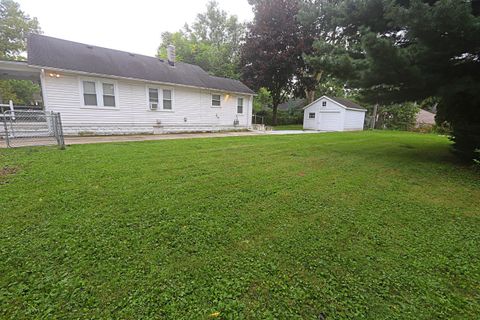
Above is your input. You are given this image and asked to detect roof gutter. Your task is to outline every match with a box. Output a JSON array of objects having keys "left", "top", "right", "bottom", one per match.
[{"left": 27, "top": 64, "right": 256, "bottom": 96}]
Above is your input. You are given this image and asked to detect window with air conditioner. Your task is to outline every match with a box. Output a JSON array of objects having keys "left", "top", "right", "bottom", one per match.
[{"left": 149, "top": 88, "right": 159, "bottom": 110}]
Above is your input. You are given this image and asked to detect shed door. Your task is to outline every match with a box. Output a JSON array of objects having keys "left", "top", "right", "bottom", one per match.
[{"left": 318, "top": 112, "right": 341, "bottom": 131}]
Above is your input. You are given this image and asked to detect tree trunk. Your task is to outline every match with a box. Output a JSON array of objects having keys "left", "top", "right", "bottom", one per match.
[
  {"left": 304, "top": 71, "right": 323, "bottom": 104},
  {"left": 305, "top": 90, "right": 316, "bottom": 104},
  {"left": 272, "top": 104, "right": 278, "bottom": 126}
]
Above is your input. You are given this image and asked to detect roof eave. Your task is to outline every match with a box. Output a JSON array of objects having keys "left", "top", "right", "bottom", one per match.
[{"left": 28, "top": 64, "right": 255, "bottom": 96}]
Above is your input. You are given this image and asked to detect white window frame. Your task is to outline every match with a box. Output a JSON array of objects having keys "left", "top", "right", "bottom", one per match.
[
  {"left": 211, "top": 93, "right": 222, "bottom": 107},
  {"left": 146, "top": 85, "right": 175, "bottom": 111},
  {"left": 322, "top": 101, "right": 327, "bottom": 107},
  {"left": 309, "top": 112, "right": 316, "bottom": 119},
  {"left": 79, "top": 77, "right": 118, "bottom": 109},
  {"left": 237, "top": 97, "right": 244, "bottom": 114}
]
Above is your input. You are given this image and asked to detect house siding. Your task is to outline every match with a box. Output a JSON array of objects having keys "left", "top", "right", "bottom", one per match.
[
  {"left": 343, "top": 109, "right": 365, "bottom": 131},
  {"left": 43, "top": 71, "right": 253, "bottom": 135}
]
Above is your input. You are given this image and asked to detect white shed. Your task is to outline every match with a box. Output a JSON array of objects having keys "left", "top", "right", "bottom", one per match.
[{"left": 303, "top": 96, "right": 367, "bottom": 131}]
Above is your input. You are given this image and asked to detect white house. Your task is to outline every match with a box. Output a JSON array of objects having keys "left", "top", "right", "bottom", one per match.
[
  {"left": 0, "top": 34, "right": 254, "bottom": 135},
  {"left": 303, "top": 96, "right": 366, "bottom": 131}
]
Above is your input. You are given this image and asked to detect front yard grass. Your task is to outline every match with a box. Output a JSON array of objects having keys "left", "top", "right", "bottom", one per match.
[{"left": 1, "top": 131, "right": 479, "bottom": 319}]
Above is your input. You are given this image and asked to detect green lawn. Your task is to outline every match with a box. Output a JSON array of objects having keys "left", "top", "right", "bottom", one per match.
[
  {"left": 272, "top": 124, "right": 304, "bottom": 130},
  {"left": 1, "top": 131, "right": 479, "bottom": 319}
]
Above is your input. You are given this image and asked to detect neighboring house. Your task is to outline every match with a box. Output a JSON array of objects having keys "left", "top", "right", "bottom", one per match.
[
  {"left": 416, "top": 109, "right": 436, "bottom": 127},
  {"left": 303, "top": 96, "right": 366, "bottom": 131},
  {"left": 0, "top": 34, "right": 254, "bottom": 135},
  {"left": 277, "top": 98, "right": 306, "bottom": 112}
]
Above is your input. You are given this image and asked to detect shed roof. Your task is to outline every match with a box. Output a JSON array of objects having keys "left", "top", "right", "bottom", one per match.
[
  {"left": 328, "top": 97, "right": 366, "bottom": 111},
  {"left": 303, "top": 96, "right": 367, "bottom": 111},
  {"left": 27, "top": 34, "right": 254, "bottom": 95}
]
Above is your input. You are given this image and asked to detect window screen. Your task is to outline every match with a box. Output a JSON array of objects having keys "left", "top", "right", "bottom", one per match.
[
  {"left": 212, "top": 94, "right": 221, "bottom": 106},
  {"left": 102, "top": 83, "right": 115, "bottom": 107},
  {"left": 237, "top": 98, "right": 243, "bottom": 114},
  {"left": 163, "top": 89, "right": 172, "bottom": 110},
  {"left": 83, "top": 81, "right": 97, "bottom": 106}
]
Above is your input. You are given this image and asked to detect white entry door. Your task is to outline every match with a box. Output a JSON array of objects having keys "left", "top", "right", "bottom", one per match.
[{"left": 318, "top": 111, "right": 342, "bottom": 131}]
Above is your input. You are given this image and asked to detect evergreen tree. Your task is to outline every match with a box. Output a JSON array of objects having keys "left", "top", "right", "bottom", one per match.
[{"left": 304, "top": 0, "right": 480, "bottom": 161}]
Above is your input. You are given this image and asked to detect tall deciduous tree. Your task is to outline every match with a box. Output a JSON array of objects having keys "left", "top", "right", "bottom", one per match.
[
  {"left": 157, "top": 1, "right": 245, "bottom": 79},
  {"left": 241, "top": 0, "right": 303, "bottom": 125},
  {"left": 0, "top": 0, "right": 40, "bottom": 59},
  {"left": 0, "top": 0, "right": 41, "bottom": 105}
]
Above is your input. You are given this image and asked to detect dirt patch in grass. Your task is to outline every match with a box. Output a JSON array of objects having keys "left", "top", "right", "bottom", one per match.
[{"left": 0, "top": 166, "right": 19, "bottom": 184}]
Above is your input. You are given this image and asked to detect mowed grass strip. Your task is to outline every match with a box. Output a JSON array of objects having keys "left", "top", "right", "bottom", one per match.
[{"left": 0, "top": 131, "right": 479, "bottom": 319}]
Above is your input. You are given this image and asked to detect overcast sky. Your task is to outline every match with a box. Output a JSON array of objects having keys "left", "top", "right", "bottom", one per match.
[{"left": 17, "top": 0, "right": 254, "bottom": 56}]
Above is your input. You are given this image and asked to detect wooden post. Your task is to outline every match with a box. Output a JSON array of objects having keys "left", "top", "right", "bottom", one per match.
[{"left": 371, "top": 104, "right": 378, "bottom": 129}]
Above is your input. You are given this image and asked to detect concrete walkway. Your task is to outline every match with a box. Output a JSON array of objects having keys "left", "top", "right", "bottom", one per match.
[
  {"left": 64, "top": 131, "right": 263, "bottom": 145},
  {"left": 1, "top": 130, "right": 322, "bottom": 148},
  {"left": 63, "top": 130, "right": 323, "bottom": 145}
]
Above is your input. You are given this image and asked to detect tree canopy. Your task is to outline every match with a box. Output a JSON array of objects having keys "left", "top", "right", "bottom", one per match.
[
  {"left": 0, "top": 0, "right": 41, "bottom": 105},
  {"left": 157, "top": 1, "right": 245, "bottom": 79},
  {"left": 0, "top": 0, "right": 40, "bottom": 60}
]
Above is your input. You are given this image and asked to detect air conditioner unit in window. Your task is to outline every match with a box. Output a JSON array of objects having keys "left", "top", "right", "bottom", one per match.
[{"left": 150, "top": 102, "right": 158, "bottom": 110}]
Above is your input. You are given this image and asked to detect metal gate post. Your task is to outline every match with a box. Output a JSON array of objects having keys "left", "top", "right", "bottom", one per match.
[
  {"left": 56, "top": 113, "right": 65, "bottom": 149},
  {"left": 2, "top": 111, "right": 10, "bottom": 147}
]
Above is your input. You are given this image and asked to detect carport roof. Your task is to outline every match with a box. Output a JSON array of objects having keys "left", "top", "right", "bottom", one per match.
[{"left": 0, "top": 60, "right": 40, "bottom": 81}]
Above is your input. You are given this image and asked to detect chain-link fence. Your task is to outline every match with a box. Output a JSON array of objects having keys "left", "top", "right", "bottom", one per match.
[{"left": 1, "top": 110, "right": 65, "bottom": 149}]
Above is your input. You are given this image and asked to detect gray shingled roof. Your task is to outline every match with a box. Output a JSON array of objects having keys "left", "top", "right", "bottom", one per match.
[
  {"left": 329, "top": 97, "right": 366, "bottom": 110},
  {"left": 27, "top": 34, "right": 254, "bottom": 95}
]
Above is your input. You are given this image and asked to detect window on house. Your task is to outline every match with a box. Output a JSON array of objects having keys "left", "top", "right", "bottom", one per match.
[
  {"left": 83, "top": 81, "right": 97, "bottom": 106},
  {"left": 149, "top": 88, "right": 159, "bottom": 110},
  {"left": 322, "top": 101, "right": 327, "bottom": 106},
  {"left": 212, "top": 94, "right": 221, "bottom": 106},
  {"left": 163, "top": 89, "right": 172, "bottom": 110},
  {"left": 102, "top": 83, "right": 116, "bottom": 107},
  {"left": 309, "top": 112, "right": 315, "bottom": 119},
  {"left": 237, "top": 98, "right": 243, "bottom": 114}
]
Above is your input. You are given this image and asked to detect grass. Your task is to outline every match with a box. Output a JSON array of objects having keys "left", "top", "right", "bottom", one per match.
[
  {"left": 1, "top": 131, "right": 479, "bottom": 319},
  {"left": 272, "top": 124, "right": 304, "bottom": 130}
]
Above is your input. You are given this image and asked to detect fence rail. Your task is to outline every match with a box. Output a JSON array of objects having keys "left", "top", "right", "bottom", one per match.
[
  {"left": 1, "top": 110, "right": 65, "bottom": 149},
  {"left": 252, "top": 114, "right": 265, "bottom": 125}
]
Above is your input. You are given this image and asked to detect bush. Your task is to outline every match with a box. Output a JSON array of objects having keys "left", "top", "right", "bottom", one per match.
[
  {"left": 376, "top": 103, "right": 419, "bottom": 131},
  {"left": 255, "top": 109, "right": 303, "bottom": 126},
  {"left": 474, "top": 149, "right": 480, "bottom": 170},
  {"left": 432, "top": 121, "right": 451, "bottom": 135}
]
